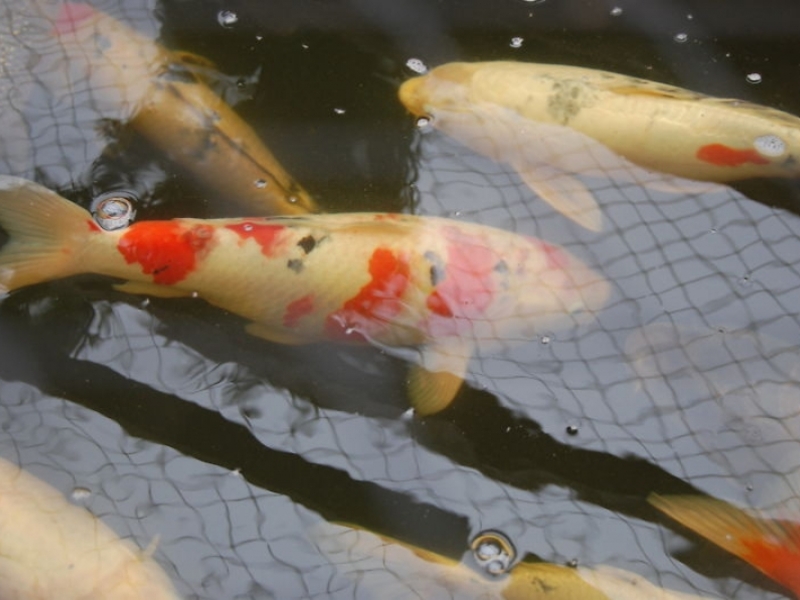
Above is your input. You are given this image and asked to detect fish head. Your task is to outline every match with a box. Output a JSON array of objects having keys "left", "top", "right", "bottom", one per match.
[
  {"left": 517, "top": 237, "right": 611, "bottom": 325},
  {"left": 398, "top": 62, "right": 481, "bottom": 118}
]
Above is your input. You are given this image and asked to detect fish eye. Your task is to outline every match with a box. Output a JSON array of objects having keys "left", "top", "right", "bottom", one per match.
[{"left": 753, "top": 134, "right": 786, "bottom": 157}]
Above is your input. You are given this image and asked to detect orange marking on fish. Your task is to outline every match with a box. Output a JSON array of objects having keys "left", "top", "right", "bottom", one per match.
[
  {"left": 740, "top": 526, "right": 800, "bottom": 595},
  {"left": 425, "top": 228, "right": 496, "bottom": 335},
  {"left": 118, "top": 222, "right": 214, "bottom": 285},
  {"left": 225, "top": 222, "right": 286, "bottom": 256},
  {"left": 696, "top": 143, "right": 770, "bottom": 167},
  {"left": 283, "top": 294, "right": 315, "bottom": 328},
  {"left": 325, "top": 248, "right": 410, "bottom": 341},
  {"left": 52, "top": 3, "right": 96, "bottom": 35},
  {"left": 86, "top": 219, "right": 101, "bottom": 233}
]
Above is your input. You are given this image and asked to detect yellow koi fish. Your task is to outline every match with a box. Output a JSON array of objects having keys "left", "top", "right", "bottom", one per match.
[
  {"left": 0, "top": 176, "right": 607, "bottom": 415},
  {"left": 0, "top": 456, "right": 181, "bottom": 599},
  {"left": 399, "top": 61, "right": 800, "bottom": 231},
  {"left": 314, "top": 521, "right": 720, "bottom": 599},
  {"left": 52, "top": 3, "right": 317, "bottom": 215},
  {"left": 650, "top": 494, "right": 800, "bottom": 599}
]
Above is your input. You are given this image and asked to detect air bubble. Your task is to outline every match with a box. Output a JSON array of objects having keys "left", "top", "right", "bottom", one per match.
[
  {"left": 509, "top": 37, "right": 523, "bottom": 49},
  {"left": 288, "top": 196, "right": 299, "bottom": 204},
  {"left": 93, "top": 196, "right": 135, "bottom": 231},
  {"left": 673, "top": 32, "right": 688, "bottom": 43},
  {"left": 567, "top": 558, "right": 579, "bottom": 568},
  {"left": 566, "top": 424, "right": 579, "bottom": 436},
  {"left": 415, "top": 116, "right": 431, "bottom": 128},
  {"left": 746, "top": 72, "right": 762, "bottom": 84},
  {"left": 254, "top": 179, "right": 267, "bottom": 189},
  {"left": 71, "top": 487, "right": 91, "bottom": 501},
  {"left": 541, "top": 335, "right": 551, "bottom": 345},
  {"left": 406, "top": 58, "right": 428, "bottom": 74},
  {"left": 753, "top": 134, "right": 786, "bottom": 157},
  {"left": 610, "top": 7, "right": 622, "bottom": 16},
  {"left": 217, "top": 10, "right": 238, "bottom": 28},
  {"left": 471, "top": 531, "right": 516, "bottom": 576},
  {"left": 243, "top": 223, "right": 254, "bottom": 232},
  {"left": 333, "top": 107, "right": 346, "bottom": 115}
]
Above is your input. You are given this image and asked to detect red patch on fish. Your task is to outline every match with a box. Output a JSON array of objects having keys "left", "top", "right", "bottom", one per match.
[
  {"left": 325, "top": 248, "right": 410, "bottom": 341},
  {"left": 226, "top": 221, "right": 285, "bottom": 256},
  {"left": 533, "top": 239, "right": 569, "bottom": 270},
  {"left": 696, "top": 143, "right": 770, "bottom": 167},
  {"left": 118, "top": 221, "right": 214, "bottom": 285},
  {"left": 283, "top": 294, "right": 315, "bottom": 328},
  {"left": 86, "top": 219, "right": 101, "bottom": 233},
  {"left": 425, "top": 228, "right": 497, "bottom": 336},
  {"left": 740, "top": 526, "right": 800, "bottom": 595},
  {"left": 52, "top": 3, "right": 96, "bottom": 35}
]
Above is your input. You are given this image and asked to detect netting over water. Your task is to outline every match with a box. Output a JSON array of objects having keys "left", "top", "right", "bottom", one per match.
[{"left": 1, "top": 0, "right": 800, "bottom": 598}]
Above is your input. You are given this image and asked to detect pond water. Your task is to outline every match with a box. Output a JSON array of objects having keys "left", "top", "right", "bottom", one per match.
[{"left": 1, "top": 0, "right": 800, "bottom": 598}]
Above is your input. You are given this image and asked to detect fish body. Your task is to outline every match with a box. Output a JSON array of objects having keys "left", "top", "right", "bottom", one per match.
[
  {"left": 52, "top": 3, "right": 316, "bottom": 216},
  {"left": 650, "top": 494, "right": 800, "bottom": 598},
  {"left": 313, "top": 520, "right": 719, "bottom": 599},
  {"left": 0, "top": 456, "right": 181, "bottom": 600},
  {"left": 399, "top": 61, "right": 800, "bottom": 230},
  {"left": 0, "top": 177, "right": 607, "bottom": 414}
]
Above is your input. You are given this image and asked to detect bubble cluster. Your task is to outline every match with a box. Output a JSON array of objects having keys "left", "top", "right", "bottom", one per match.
[
  {"left": 217, "top": 10, "right": 239, "bottom": 28},
  {"left": 406, "top": 58, "right": 428, "bottom": 74},
  {"left": 471, "top": 531, "right": 517, "bottom": 575}
]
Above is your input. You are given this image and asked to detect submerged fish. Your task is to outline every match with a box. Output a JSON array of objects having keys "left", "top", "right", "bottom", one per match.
[
  {"left": 650, "top": 494, "right": 800, "bottom": 598},
  {"left": 313, "top": 520, "right": 720, "bottom": 599},
  {"left": 0, "top": 456, "right": 181, "bottom": 600},
  {"left": 51, "top": 2, "right": 317, "bottom": 215},
  {"left": 0, "top": 176, "right": 607, "bottom": 415},
  {"left": 399, "top": 61, "right": 800, "bottom": 231}
]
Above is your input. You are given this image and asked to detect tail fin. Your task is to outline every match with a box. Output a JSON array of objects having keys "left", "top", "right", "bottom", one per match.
[
  {"left": 0, "top": 176, "right": 92, "bottom": 294},
  {"left": 649, "top": 494, "right": 800, "bottom": 596}
]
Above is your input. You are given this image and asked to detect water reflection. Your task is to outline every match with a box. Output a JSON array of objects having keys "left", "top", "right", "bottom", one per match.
[{"left": 1, "top": 0, "right": 800, "bottom": 598}]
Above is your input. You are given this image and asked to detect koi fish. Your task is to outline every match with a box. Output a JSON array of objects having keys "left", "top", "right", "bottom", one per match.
[
  {"left": 52, "top": 3, "right": 317, "bottom": 216},
  {"left": 0, "top": 456, "right": 181, "bottom": 599},
  {"left": 399, "top": 61, "right": 800, "bottom": 231},
  {"left": 649, "top": 494, "right": 800, "bottom": 598},
  {"left": 0, "top": 176, "right": 607, "bottom": 415},
  {"left": 313, "top": 520, "right": 719, "bottom": 599}
]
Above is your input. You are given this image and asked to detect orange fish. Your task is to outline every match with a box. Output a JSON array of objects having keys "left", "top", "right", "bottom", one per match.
[
  {"left": 0, "top": 456, "right": 181, "bottom": 599},
  {"left": 400, "top": 61, "right": 800, "bottom": 231},
  {"left": 52, "top": 3, "right": 316, "bottom": 216},
  {"left": 649, "top": 494, "right": 800, "bottom": 598},
  {"left": 0, "top": 176, "right": 607, "bottom": 415}
]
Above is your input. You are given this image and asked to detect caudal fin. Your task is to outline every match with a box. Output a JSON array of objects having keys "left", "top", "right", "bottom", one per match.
[
  {"left": 649, "top": 494, "right": 800, "bottom": 597},
  {"left": 0, "top": 176, "right": 93, "bottom": 294}
]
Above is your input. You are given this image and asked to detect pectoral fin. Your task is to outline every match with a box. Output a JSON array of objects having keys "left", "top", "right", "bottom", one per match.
[
  {"left": 514, "top": 162, "right": 603, "bottom": 231},
  {"left": 245, "top": 322, "right": 309, "bottom": 345},
  {"left": 407, "top": 341, "right": 472, "bottom": 416},
  {"left": 113, "top": 281, "right": 194, "bottom": 298}
]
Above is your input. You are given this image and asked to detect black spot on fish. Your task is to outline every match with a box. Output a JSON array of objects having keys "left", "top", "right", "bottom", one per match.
[
  {"left": 297, "top": 235, "right": 316, "bottom": 254},
  {"left": 782, "top": 154, "right": 798, "bottom": 169},
  {"left": 287, "top": 259, "right": 304, "bottom": 273},
  {"left": 494, "top": 259, "right": 509, "bottom": 274},
  {"left": 424, "top": 250, "right": 446, "bottom": 286},
  {"left": 153, "top": 265, "right": 169, "bottom": 276}
]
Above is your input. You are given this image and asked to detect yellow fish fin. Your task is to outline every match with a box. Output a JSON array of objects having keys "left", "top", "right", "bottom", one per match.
[
  {"left": 113, "top": 281, "right": 194, "bottom": 298},
  {"left": 170, "top": 50, "right": 218, "bottom": 71},
  {"left": 514, "top": 163, "right": 603, "bottom": 231},
  {"left": 245, "top": 322, "right": 309, "bottom": 345},
  {"left": 407, "top": 341, "right": 472, "bottom": 416}
]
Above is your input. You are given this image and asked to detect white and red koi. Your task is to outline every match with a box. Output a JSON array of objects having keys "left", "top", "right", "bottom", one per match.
[
  {"left": 399, "top": 61, "right": 800, "bottom": 231},
  {"left": 0, "top": 456, "right": 181, "bottom": 600},
  {"left": 650, "top": 494, "right": 800, "bottom": 598},
  {"left": 51, "top": 3, "right": 316, "bottom": 215},
  {"left": 0, "top": 176, "right": 607, "bottom": 414}
]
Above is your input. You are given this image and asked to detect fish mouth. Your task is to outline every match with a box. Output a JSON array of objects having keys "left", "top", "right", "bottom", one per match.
[{"left": 398, "top": 76, "right": 429, "bottom": 116}]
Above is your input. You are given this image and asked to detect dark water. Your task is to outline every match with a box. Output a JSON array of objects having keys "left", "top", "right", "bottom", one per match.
[{"left": 1, "top": 0, "right": 800, "bottom": 598}]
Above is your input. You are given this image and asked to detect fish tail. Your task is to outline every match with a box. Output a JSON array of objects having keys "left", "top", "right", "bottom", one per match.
[
  {"left": 0, "top": 176, "right": 93, "bottom": 294},
  {"left": 648, "top": 494, "right": 800, "bottom": 595}
]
